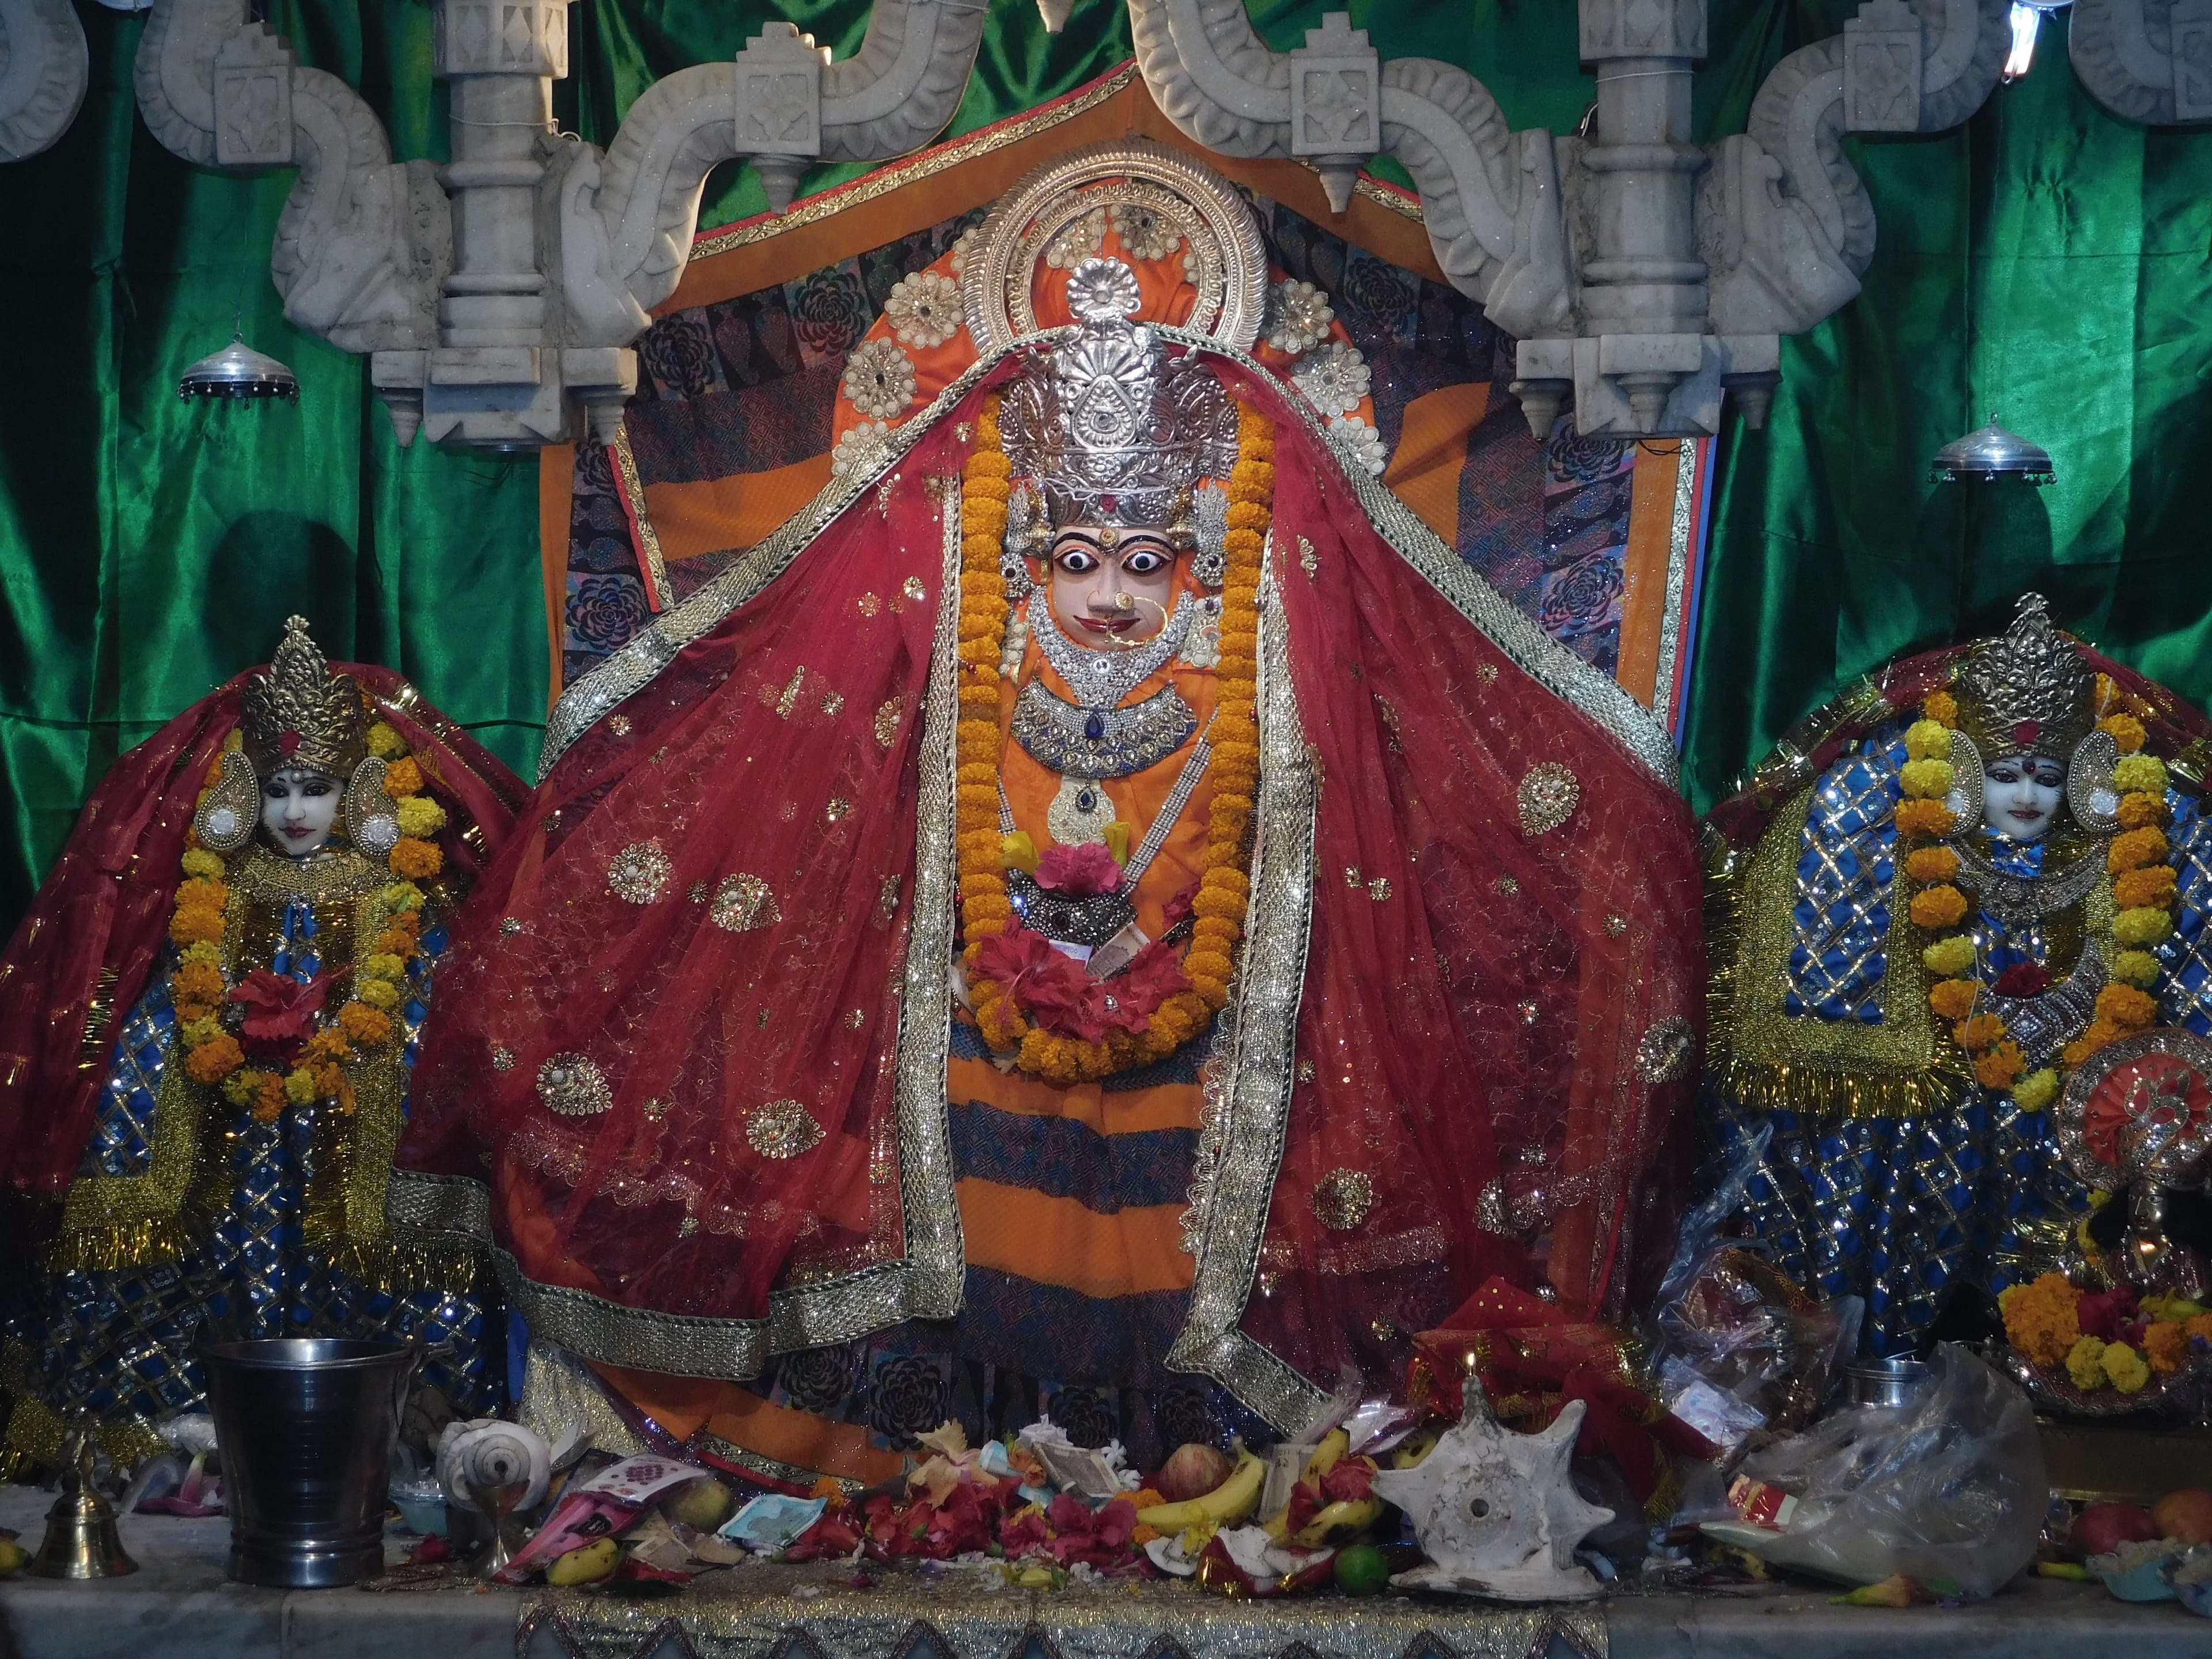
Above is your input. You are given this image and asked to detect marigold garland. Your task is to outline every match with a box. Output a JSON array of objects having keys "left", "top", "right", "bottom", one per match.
[
  {"left": 1899, "top": 675, "right": 2176, "bottom": 1119},
  {"left": 956, "top": 395, "right": 1272, "bottom": 1085},
  {"left": 171, "top": 719, "right": 438, "bottom": 1123}
]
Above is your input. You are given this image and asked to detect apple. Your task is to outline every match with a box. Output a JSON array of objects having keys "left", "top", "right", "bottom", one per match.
[
  {"left": 2152, "top": 1488, "right": 2212, "bottom": 1547},
  {"left": 1153, "top": 1442, "right": 1233, "bottom": 1502},
  {"left": 2072, "top": 1502, "right": 2158, "bottom": 1556}
]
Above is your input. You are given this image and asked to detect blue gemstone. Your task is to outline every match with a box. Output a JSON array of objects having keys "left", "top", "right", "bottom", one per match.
[
  {"left": 1078, "top": 790, "right": 1096, "bottom": 811},
  {"left": 1084, "top": 713, "right": 1105, "bottom": 740}
]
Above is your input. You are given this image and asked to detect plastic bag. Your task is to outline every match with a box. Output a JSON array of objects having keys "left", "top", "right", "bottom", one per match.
[
  {"left": 1652, "top": 1120, "right": 1860, "bottom": 1451},
  {"left": 1700, "top": 1343, "right": 2046, "bottom": 1599}
]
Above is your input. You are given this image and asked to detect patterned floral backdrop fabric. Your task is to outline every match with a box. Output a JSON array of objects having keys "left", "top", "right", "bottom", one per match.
[{"left": 559, "top": 196, "right": 1645, "bottom": 694}]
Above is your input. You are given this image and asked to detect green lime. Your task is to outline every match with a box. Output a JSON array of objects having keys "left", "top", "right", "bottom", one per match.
[{"left": 1335, "top": 1544, "right": 1391, "bottom": 1597}]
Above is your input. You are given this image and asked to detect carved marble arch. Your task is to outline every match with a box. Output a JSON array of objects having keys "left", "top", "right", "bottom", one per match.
[{"left": 0, "top": 0, "right": 88, "bottom": 163}]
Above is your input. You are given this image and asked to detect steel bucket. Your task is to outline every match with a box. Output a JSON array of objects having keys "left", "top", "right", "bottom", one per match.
[{"left": 204, "top": 1337, "right": 421, "bottom": 1588}]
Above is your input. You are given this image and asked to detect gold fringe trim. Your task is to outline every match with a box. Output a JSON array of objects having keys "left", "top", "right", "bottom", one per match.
[
  {"left": 0, "top": 1342, "right": 169, "bottom": 1475},
  {"left": 44, "top": 1214, "right": 198, "bottom": 1275},
  {"left": 1704, "top": 777, "right": 1972, "bottom": 1122}
]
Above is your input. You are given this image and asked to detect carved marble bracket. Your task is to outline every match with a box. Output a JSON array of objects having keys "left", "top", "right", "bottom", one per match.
[
  {"left": 2071, "top": 0, "right": 2212, "bottom": 124},
  {"left": 1134, "top": 0, "right": 2059, "bottom": 440},
  {"left": 112, "top": 0, "right": 985, "bottom": 449},
  {"left": 0, "top": 0, "right": 88, "bottom": 162}
]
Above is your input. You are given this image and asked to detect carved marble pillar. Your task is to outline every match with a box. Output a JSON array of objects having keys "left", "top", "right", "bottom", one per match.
[{"left": 1573, "top": 0, "right": 1713, "bottom": 431}]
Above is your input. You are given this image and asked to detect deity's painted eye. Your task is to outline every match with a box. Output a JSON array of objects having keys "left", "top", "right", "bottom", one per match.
[
  {"left": 301, "top": 778, "right": 332, "bottom": 797},
  {"left": 1056, "top": 548, "right": 1099, "bottom": 575},
  {"left": 1122, "top": 548, "right": 1168, "bottom": 577}
]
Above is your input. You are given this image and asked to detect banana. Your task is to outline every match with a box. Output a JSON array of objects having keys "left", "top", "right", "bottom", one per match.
[
  {"left": 1302, "top": 1428, "right": 1349, "bottom": 1484},
  {"left": 1290, "top": 1496, "right": 1384, "bottom": 1550},
  {"left": 1391, "top": 1429, "right": 1438, "bottom": 1469},
  {"left": 1131, "top": 1449, "right": 1266, "bottom": 1534}
]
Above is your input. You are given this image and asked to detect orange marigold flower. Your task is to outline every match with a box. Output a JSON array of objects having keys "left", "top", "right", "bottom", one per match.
[
  {"left": 1974, "top": 1041, "right": 2026, "bottom": 1089},
  {"left": 1909, "top": 884, "right": 1969, "bottom": 929},
  {"left": 381, "top": 756, "right": 425, "bottom": 798},
  {"left": 184, "top": 1035, "right": 245, "bottom": 1084},
  {"left": 2113, "top": 865, "right": 2177, "bottom": 911},
  {"left": 1922, "top": 691, "right": 1958, "bottom": 726},
  {"left": 2145, "top": 1319, "right": 2188, "bottom": 1375},
  {"left": 2096, "top": 983, "right": 2158, "bottom": 1031},
  {"left": 173, "top": 961, "right": 227, "bottom": 1004},
  {"left": 1999, "top": 1272, "right": 2081, "bottom": 1366},
  {"left": 1895, "top": 800, "right": 1957, "bottom": 839},
  {"left": 338, "top": 1003, "right": 393, "bottom": 1045},
  {"left": 2063, "top": 1018, "right": 2128, "bottom": 1069},
  {"left": 1904, "top": 846, "right": 1960, "bottom": 884},
  {"left": 1927, "top": 979, "right": 1979, "bottom": 1021},
  {"left": 1955, "top": 1013, "right": 2007, "bottom": 1052},
  {"left": 389, "top": 838, "right": 442, "bottom": 879},
  {"left": 2108, "top": 827, "right": 2169, "bottom": 873},
  {"left": 2118, "top": 791, "right": 2166, "bottom": 831},
  {"left": 2188, "top": 1313, "right": 2212, "bottom": 1344},
  {"left": 2100, "top": 711, "right": 2147, "bottom": 755},
  {"left": 170, "top": 906, "right": 225, "bottom": 947}
]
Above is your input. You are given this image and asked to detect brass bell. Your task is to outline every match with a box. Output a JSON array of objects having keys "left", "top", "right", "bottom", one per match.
[{"left": 28, "top": 1431, "right": 138, "bottom": 1580}]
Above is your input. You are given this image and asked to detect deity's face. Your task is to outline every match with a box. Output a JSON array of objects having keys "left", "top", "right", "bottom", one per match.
[
  {"left": 261, "top": 768, "right": 340, "bottom": 857},
  {"left": 1047, "top": 525, "right": 1177, "bottom": 647},
  {"left": 1983, "top": 755, "right": 2065, "bottom": 842}
]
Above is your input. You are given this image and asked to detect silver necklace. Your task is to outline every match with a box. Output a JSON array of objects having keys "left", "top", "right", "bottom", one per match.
[{"left": 1029, "top": 589, "right": 1192, "bottom": 711}]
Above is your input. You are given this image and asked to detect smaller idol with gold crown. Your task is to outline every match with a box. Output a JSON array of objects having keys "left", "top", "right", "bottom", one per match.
[
  {"left": 1704, "top": 594, "right": 2212, "bottom": 1359},
  {"left": 0, "top": 618, "right": 522, "bottom": 1468}
]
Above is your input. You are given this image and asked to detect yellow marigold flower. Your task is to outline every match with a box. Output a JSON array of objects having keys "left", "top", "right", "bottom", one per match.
[
  {"left": 2103, "top": 1341, "right": 2150, "bottom": 1393},
  {"left": 285, "top": 1067, "right": 319, "bottom": 1104},
  {"left": 362, "top": 953, "right": 406, "bottom": 983},
  {"left": 1910, "top": 884, "right": 1969, "bottom": 929},
  {"left": 2096, "top": 982, "right": 2157, "bottom": 1031},
  {"left": 221, "top": 1069, "right": 258, "bottom": 1107},
  {"left": 2065, "top": 1336, "right": 2108, "bottom": 1389},
  {"left": 1899, "top": 721, "right": 1948, "bottom": 762},
  {"left": 2100, "top": 711, "right": 2147, "bottom": 755},
  {"left": 366, "top": 722, "right": 407, "bottom": 759},
  {"left": 378, "top": 882, "right": 426, "bottom": 915},
  {"left": 2112, "top": 949, "right": 2161, "bottom": 988},
  {"left": 357, "top": 977, "right": 402, "bottom": 1010},
  {"left": 395, "top": 796, "right": 446, "bottom": 838},
  {"left": 181, "top": 848, "right": 225, "bottom": 880},
  {"left": 1922, "top": 935, "right": 1977, "bottom": 978},
  {"left": 2115, "top": 906, "right": 2173, "bottom": 947},
  {"left": 1927, "top": 979, "right": 1978, "bottom": 1021},
  {"left": 2012, "top": 1068, "right": 2059, "bottom": 1112},
  {"left": 1899, "top": 758, "right": 1955, "bottom": 800},
  {"left": 181, "top": 940, "right": 223, "bottom": 967},
  {"left": 180, "top": 1015, "right": 225, "bottom": 1049},
  {"left": 2113, "top": 753, "right": 2168, "bottom": 796},
  {"left": 1906, "top": 846, "right": 1960, "bottom": 885}
]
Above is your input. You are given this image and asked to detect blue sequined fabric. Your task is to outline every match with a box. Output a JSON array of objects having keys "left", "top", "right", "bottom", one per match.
[{"left": 8, "top": 911, "right": 498, "bottom": 1440}]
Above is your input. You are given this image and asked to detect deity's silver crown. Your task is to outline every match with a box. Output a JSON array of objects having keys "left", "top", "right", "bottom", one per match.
[
  {"left": 999, "top": 258, "right": 1238, "bottom": 534},
  {"left": 1954, "top": 593, "right": 2095, "bottom": 762}
]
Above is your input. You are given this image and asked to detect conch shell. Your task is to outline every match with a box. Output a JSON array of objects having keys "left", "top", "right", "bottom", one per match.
[{"left": 436, "top": 1418, "right": 551, "bottom": 1514}]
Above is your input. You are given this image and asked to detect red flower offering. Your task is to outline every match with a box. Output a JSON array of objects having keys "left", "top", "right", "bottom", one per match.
[{"left": 228, "top": 968, "right": 332, "bottom": 1066}]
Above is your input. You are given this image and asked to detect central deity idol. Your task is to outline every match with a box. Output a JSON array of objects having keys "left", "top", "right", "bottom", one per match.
[{"left": 393, "top": 148, "right": 1702, "bottom": 1484}]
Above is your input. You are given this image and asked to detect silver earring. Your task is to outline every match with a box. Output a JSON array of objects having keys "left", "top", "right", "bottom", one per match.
[{"left": 1190, "top": 481, "right": 1228, "bottom": 589}]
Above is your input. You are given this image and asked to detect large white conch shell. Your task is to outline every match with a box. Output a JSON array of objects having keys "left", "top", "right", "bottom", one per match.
[
  {"left": 1369, "top": 1377, "right": 1613, "bottom": 1601},
  {"left": 436, "top": 1418, "right": 552, "bottom": 1514}
]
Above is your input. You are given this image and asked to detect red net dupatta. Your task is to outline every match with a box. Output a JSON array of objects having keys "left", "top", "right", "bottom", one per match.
[{"left": 396, "top": 346, "right": 1702, "bottom": 1420}]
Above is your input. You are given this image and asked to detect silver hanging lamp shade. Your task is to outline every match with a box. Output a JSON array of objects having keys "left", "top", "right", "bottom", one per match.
[
  {"left": 1929, "top": 413, "right": 2054, "bottom": 486},
  {"left": 179, "top": 329, "right": 299, "bottom": 404}
]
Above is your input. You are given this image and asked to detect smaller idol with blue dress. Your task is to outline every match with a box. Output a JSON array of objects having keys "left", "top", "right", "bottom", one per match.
[
  {"left": 1703, "top": 594, "right": 2212, "bottom": 1355},
  {"left": 0, "top": 618, "right": 522, "bottom": 1469}
]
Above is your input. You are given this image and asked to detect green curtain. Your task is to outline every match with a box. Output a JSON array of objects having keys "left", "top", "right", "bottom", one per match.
[
  {"left": 7, "top": 2, "right": 2211, "bottom": 937},
  {"left": 1680, "top": 2, "right": 2212, "bottom": 810}
]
